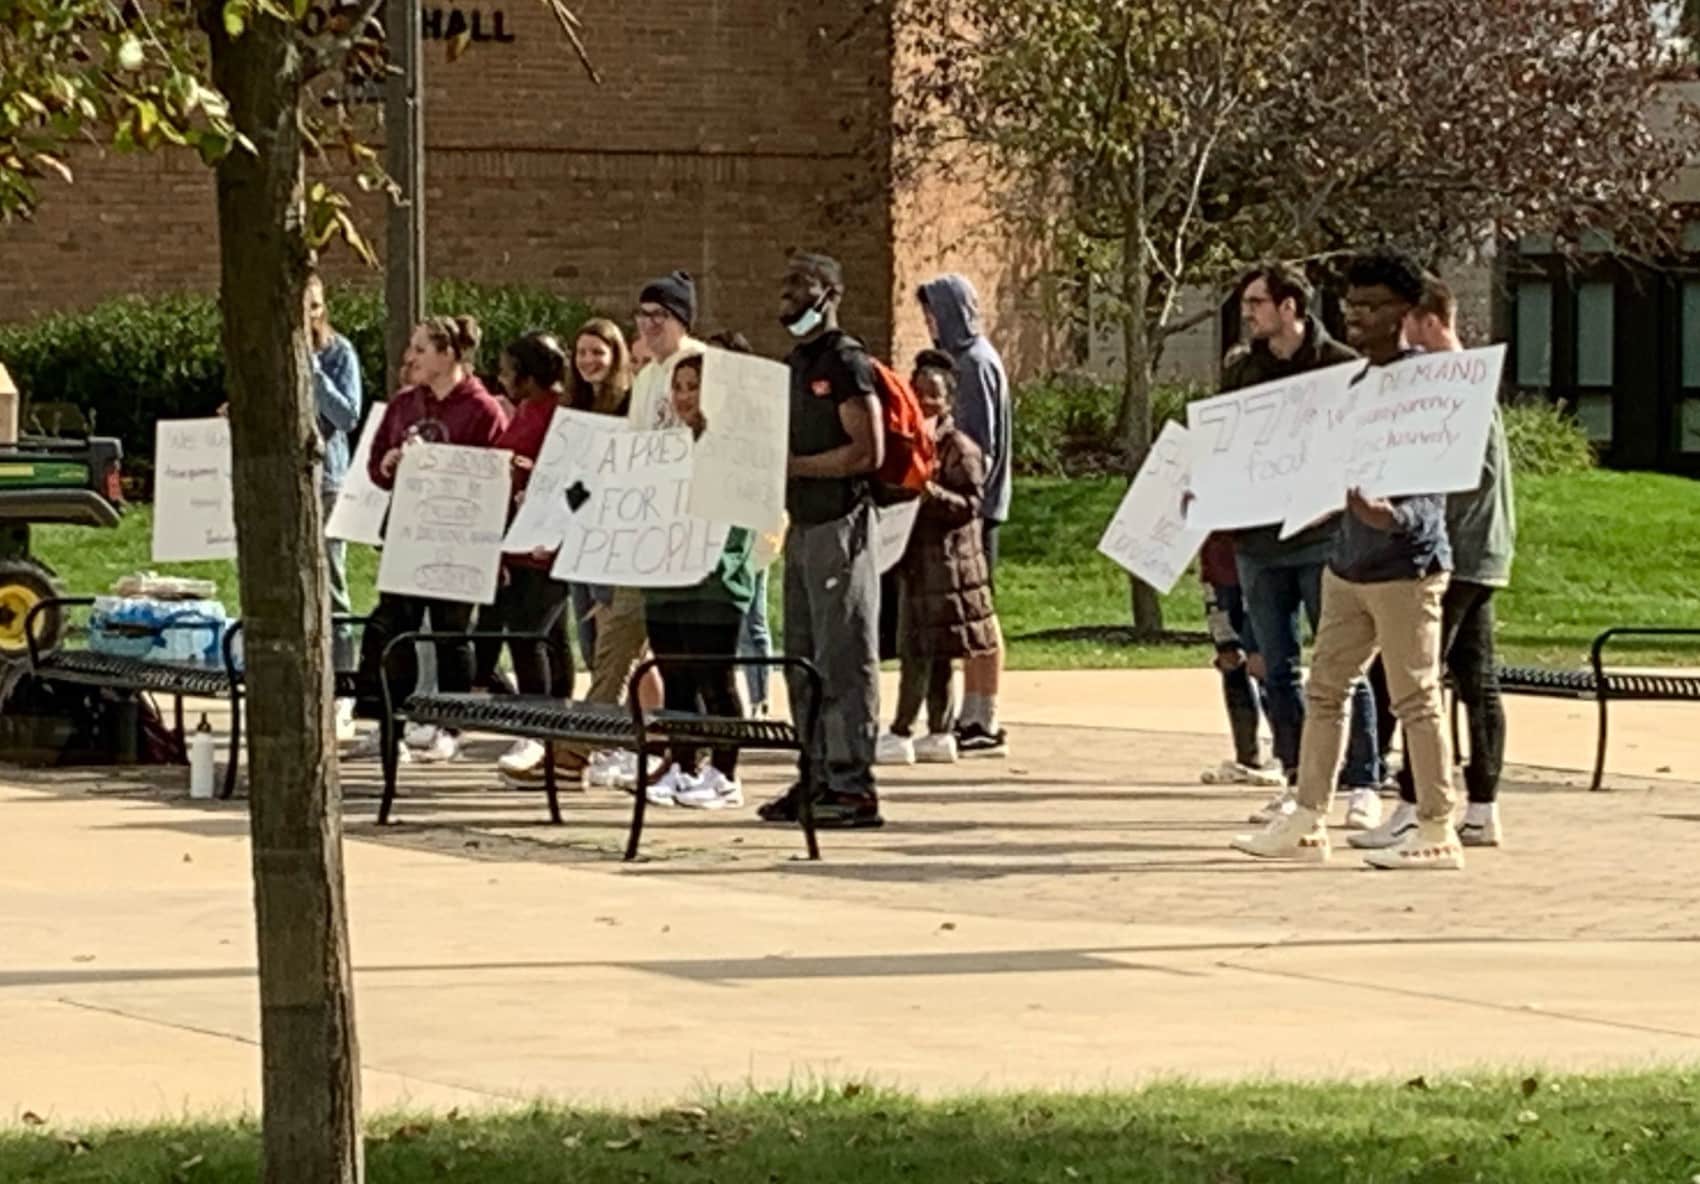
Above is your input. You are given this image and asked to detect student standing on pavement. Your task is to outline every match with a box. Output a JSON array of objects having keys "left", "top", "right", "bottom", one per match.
[
  {"left": 1223, "top": 262, "right": 1385, "bottom": 830},
  {"left": 758, "top": 252, "right": 885, "bottom": 830},
  {"left": 1353, "top": 274, "right": 1515, "bottom": 850},
  {"left": 1232, "top": 250, "right": 1463, "bottom": 870},
  {"left": 628, "top": 271, "right": 706, "bottom": 432},
  {"left": 349, "top": 315, "right": 508, "bottom": 764},
  {"left": 917, "top": 275, "right": 1012, "bottom": 756},
  {"left": 1197, "top": 532, "right": 1283, "bottom": 788}
]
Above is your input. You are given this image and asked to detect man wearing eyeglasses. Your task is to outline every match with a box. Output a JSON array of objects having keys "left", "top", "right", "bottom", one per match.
[{"left": 628, "top": 270, "right": 705, "bottom": 431}]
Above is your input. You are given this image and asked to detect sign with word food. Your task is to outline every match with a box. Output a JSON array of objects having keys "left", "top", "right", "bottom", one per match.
[
  {"left": 688, "top": 347, "right": 790, "bottom": 531},
  {"left": 874, "top": 499, "right": 921, "bottom": 575},
  {"left": 376, "top": 443, "right": 512, "bottom": 604},
  {"left": 1279, "top": 345, "right": 1505, "bottom": 538},
  {"left": 1097, "top": 421, "right": 1208, "bottom": 593},
  {"left": 325, "top": 402, "right": 389, "bottom": 545},
  {"left": 1183, "top": 361, "right": 1361, "bottom": 531},
  {"left": 152, "top": 418, "right": 237, "bottom": 562},
  {"left": 551, "top": 428, "right": 729, "bottom": 588},
  {"left": 502, "top": 407, "right": 618, "bottom": 555}
]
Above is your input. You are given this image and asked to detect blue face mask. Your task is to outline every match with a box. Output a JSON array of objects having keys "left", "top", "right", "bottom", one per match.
[{"left": 781, "top": 293, "right": 828, "bottom": 338}]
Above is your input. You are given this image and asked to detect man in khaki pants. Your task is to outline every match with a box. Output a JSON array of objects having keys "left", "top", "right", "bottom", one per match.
[{"left": 1232, "top": 250, "right": 1463, "bottom": 870}]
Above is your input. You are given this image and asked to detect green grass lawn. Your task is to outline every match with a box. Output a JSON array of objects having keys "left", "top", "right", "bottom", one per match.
[
  {"left": 3, "top": 1075, "right": 1699, "bottom": 1182},
  {"left": 31, "top": 470, "right": 1700, "bottom": 671}
]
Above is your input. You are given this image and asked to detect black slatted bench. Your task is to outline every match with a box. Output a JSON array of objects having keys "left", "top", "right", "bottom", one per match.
[
  {"left": 1494, "top": 626, "right": 1700, "bottom": 791},
  {"left": 378, "top": 633, "right": 823, "bottom": 861}
]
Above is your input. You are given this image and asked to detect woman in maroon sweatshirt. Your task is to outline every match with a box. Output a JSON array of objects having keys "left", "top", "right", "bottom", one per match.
[{"left": 351, "top": 315, "right": 508, "bottom": 765}]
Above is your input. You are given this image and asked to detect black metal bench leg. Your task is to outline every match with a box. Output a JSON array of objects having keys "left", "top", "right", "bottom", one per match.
[
  {"left": 220, "top": 691, "right": 241, "bottom": 800},
  {"left": 625, "top": 745, "right": 651, "bottom": 861},
  {"left": 543, "top": 740, "right": 563, "bottom": 825},
  {"left": 799, "top": 752, "right": 820, "bottom": 862},
  {"left": 1591, "top": 695, "right": 1609, "bottom": 792},
  {"left": 377, "top": 713, "right": 400, "bottom": 824}
]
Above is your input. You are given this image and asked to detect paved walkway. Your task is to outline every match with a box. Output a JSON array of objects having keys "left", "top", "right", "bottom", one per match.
[{"left": 2, "top": 669, "right": 1697, "bottom": 1123}]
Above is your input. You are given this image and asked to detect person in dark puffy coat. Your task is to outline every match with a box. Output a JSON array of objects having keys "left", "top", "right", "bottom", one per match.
[{"left": 876, "top": 350, "right": 1000, "bottom": 766}]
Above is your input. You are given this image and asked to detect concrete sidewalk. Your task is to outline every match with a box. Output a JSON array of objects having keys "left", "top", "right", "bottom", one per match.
[{"left": 2, "top": 670, "right": 1697, "bottom": 1124}]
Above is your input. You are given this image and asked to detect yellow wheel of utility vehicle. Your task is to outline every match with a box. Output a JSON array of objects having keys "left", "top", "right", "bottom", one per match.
[{"left": 0, "top": 560, "right": 59, "bottom": 661}]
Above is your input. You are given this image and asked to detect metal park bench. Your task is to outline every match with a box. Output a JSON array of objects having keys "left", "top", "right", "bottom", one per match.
[
  {"left": 378, "top": 633, "right": 824, "bottom": 861},
  {"left": 1491, "top": 626, "right": 1700, "bottom": 791}
]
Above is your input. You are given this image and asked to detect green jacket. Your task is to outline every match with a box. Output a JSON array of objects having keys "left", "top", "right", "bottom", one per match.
[
  {"left": 642, "top": 527, "right": 757, "bottom": 617},
  {"left": 1447, "top": 406, "right": 1516, "bottom": 587}
]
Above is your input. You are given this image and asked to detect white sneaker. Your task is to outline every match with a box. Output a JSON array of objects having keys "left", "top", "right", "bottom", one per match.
[
  {"left": 609, "top": 749, "right": 639, "bottom": 790},
  {"left": 1230, "top": 805, "right": 1330, "bottom": 862},
  {"left": 876, "top": 732, "right": 916, "bottom": 765},
  {"left": 1457, "top": 802, "right": 1503, "bottom": 848},
  {"left": 1248, "top": 790, "right": 1295, "bottom": 824},
  {"left": 345, "top": 728, "right": 410, "bottom": 763},
  {"left": 914, "top": 733, "right": 958, "bottom": 764},
  {"left": 1348, "top": 800, "right": 1418, "bottom": 849},
  {"left": 1202, "top": 760, "right": 1285, "bottom": 787},
  {"left": 646, "top": 763, "right": 696, "bottom": 807},
  {"left": 585, "top": 750, "right": 619, "bottom": 788},
  {"left": 415, "top": 731, "right": 461, "bottom": 764},
  {"left": 1362, "top": 821, "right": 1465, "bottom": 870},
  {"left": 1344, "top": 786, "right": 1383, "bottom": 831},
  {"left": 675, "top": 767, "right": 744, "bottom": 810},
  {"left": 497, "top": 738, "right": 546, "bottom": 776},
  {"left": 334, "top": 698, "right": 357, "bottom": 743},
  {"left": 403, "top": 722, "right": 439, "bottom": 750}
]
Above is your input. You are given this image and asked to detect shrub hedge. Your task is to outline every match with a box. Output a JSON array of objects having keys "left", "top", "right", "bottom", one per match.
[{"left": 0, "top": 282, "right": 596, "bottom": 475}]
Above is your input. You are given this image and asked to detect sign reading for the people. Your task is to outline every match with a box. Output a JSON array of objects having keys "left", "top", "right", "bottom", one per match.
[
  {"left": 875, "top": 499, "right": 921, "bottom": 575},
  {"left": 152, "top": 418, "right": 237, "bottom": 562},
  {"left": 376, "top": 443, "right": 512, "bottom": 604},
  {"left": 1183, "top": 362, "right": 1361, "bottom": 531},
  {"left": 1097, "top": 421, "right": 1208, "bottom": 593},
  {"left": 1279, "top": 345, "right": 1505, "bottom": 538},
  {"left": 551, "top": 428, "right": 730, "bottom": 588},
  {"left": 502, "top": 407, "right": 617, "bottom": 555},
  {"left": 325, "top": 402, "right": 390, "bottom": 545},
  {"left": 687, "top": 347, "right": 790, "bottom": 531}
]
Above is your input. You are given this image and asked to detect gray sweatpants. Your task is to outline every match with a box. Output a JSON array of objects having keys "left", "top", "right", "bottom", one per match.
[{"left": 784, "top": 502, "right": 880, "bottom": 798}]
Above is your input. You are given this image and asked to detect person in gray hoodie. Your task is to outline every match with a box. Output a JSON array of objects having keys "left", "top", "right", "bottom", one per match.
[{"left": 918, "top": 274, "right": 1012, "bottom": 756}]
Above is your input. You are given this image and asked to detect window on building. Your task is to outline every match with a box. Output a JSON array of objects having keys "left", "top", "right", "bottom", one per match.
[
  {"left": 1515, "top": 281, "right": 1552, "bottom": 388},
  {"left": 1682, "top": 280, "right": 1700, "bottom": 453},
  {"left": 1575, "top": 282, "right": 1614, "bottom": 386}
]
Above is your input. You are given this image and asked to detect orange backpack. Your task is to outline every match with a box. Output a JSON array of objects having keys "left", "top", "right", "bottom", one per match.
[{"left": 869, "top": 358, "right": 936, "bottom": 503}]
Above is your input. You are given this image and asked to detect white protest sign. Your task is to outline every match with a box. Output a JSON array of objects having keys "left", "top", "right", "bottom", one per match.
[
  {"left": 502, "top": 407, "right": 617, "bottom": 554},
  {"left": 1184, "top": 361, "right": 1361, "bottom": 531},
  {"left": 550, "top": 428, "right": 729, "bottom": 588},
  {"left": 376, "top": 443, "right": 512, "bottom": 604},
  {"left": 1279, "top": 345, "right": 1506, "bottom": 538},
  {"left": 152, "top": 418, "right": 237, "bottom": 562},
  {"left": 325, "top": 401, "right": 389, "bottom": 545},
  {"left": 1097, "top": 421, "right": 1208, "bottom": 594},
  {"left": 688, "top": 347, "right": 790, "bottom": 531},
  {"left": 875, "top": 500, "right": 920, "bottom": 575}
]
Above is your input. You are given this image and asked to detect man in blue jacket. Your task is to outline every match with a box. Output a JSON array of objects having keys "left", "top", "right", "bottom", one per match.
[
  {"left": 918, "top": 274, "right": 1011, "bottom": 757},
  {"left": 1231, "top": 250, "right": 1464, "bottom": 871}
]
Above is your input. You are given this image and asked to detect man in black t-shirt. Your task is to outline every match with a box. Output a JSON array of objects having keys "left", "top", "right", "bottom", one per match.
[{"left": 757, "top": 252, "right": 885, "bottom": 829}]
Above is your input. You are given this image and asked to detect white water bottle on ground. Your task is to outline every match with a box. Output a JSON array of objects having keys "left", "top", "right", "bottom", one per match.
[{"left": 189, "top": 715, "right": 216, "bottom": 799}]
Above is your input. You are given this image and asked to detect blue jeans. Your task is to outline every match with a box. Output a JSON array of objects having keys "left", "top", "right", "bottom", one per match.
[
  {"left": 738, "top": 568, "right": 773, "bottom": 709},
  {"left": 1236, "top": 547, "right": 1381, "bottom": 788}
]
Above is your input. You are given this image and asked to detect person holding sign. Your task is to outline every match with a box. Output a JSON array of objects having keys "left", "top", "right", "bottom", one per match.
[
  {"left": 640, "top": 355, "right": 758, "bottom": 809},
  {"left": 757, "top": 253, "right": 885, "bottom": 831},
  {"left": 1220, "top": 262, "right": 1385, "bottom": 831},
  {"left": 1197, "top": 534, "right": 1283, "bottom": 788},
  {"left": 628, "top": 271, "right": 706, "bottom": 432},
  {"left": 1232, "top": 251, "right": 1462, "bottom": 871},
  {"left": 1354, "top": 275, "right": 1516, "bottom": 851},
  {"left": 348, "top": 315, "right": 509, "bottom": 765},
  {"left": 876, "top": 351, "right": 1000, "bottom": 766}
]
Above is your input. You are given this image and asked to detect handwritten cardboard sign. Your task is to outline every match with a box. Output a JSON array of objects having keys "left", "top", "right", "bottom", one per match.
[
  {"left": 875, "top": 499, "right": 921, "bottom": 575},
  {"left": 687, "top": 347, "right": 790, "bottom": 532},
  {"left": 376, "top": 443, "right": 512, "bottom": 604},
  {"left": 325, "top": 401, "right": 389, "bottom": 545},
  {"left": 1097, "top": 421, "right": 1208, "bottom": 593},
  {"left": 1279, "top": 345, "right": 1505, "bottom": 538},
  {"left": 550, "top": 428, "right": 729, "bottom": 588},
  {"left": 152, "top": 418, "right": 237, "bottom": 562},
  {"left": 502, "top": 407, "right": 618, "bottom": 555},
  {"left": 1184, "top": 362, "right": 1361, "bottom": 531}
]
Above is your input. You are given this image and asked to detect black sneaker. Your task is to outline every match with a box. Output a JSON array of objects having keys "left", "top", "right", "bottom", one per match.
[
  {"left": 811, "top": 790, "right": 885, "bottom": 829},
  {"left": 956, "top": 723, "right": 1009, "bottom": 758},
  {"left": 757, "top": 785, "right": 804, "bottom": 823}
]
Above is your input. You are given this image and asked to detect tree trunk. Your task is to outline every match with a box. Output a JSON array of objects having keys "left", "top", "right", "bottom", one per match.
[
  {"left": 1115, "top": 226, "right": 1164, "bottom": 640},
  {"left": 206, "top": 9, "right": 365, "bottom": 1183}
]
